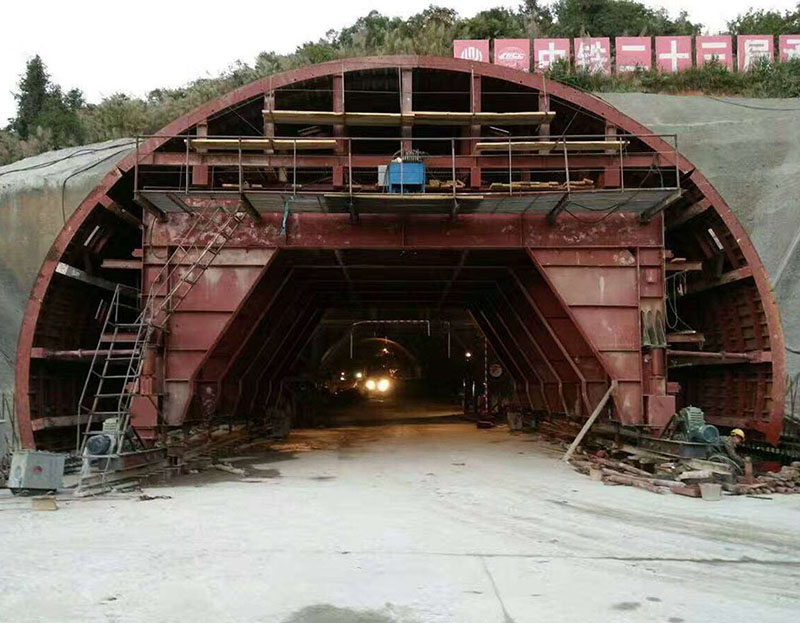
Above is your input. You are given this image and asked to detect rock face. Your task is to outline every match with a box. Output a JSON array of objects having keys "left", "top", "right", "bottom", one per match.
[
  {"left": 0, "top": 139, "right": 134, "bottom": 395},
  {"left": 601, "top": 93, "right": 800, "bottom": 382},
  {"left": 1, "top": 94, "right": 800, "bottom": 399}
]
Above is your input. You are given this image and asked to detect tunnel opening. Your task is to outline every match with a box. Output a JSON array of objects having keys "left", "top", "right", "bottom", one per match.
[{"left": 158, "top": 246, "right": 618, "bottom": 445}]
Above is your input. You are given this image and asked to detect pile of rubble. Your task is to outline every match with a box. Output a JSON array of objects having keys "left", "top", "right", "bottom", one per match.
[
  {"left": 535, "top": 417, "right": 800, "bottom": 498},
  {"left": 568, "top": 452, "right": 800, "bottom": 498}
]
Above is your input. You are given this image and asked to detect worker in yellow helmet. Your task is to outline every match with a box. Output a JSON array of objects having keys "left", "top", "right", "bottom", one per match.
[{"left": 721, "top": 428, "right": 746, "bottom": 470}]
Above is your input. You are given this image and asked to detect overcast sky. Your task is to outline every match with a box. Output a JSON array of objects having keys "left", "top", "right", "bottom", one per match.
[{"left": 2, "top": 0, "right": 797, "bottom": 123}]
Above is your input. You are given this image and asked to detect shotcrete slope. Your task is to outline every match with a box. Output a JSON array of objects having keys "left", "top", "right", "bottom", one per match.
[{"left": 601, "top": 93, "right": 800, "bottom": 380}]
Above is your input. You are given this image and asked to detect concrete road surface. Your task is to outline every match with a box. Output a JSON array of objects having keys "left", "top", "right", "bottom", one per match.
[{"left": 1, "top": 418, "right": 798, "bottom": 622}]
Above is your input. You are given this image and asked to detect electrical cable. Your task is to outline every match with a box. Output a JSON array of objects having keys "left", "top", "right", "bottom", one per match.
[
  {"left": 0, "top": 140, "right": 136, "bottom": 179},
  {"left": 704, "top": 95, "right": 800, "bottom": 112},
  {"left": 60, "top": 144, "right": 135, "bottom": 224}
]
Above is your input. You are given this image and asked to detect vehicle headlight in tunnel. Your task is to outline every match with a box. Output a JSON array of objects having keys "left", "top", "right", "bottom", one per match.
[
  {"left": 365, "top": 379, "right": 376, "bottom": 390},
  {"left": 377, "top": 378, "right": 390, "bottom": 392}
]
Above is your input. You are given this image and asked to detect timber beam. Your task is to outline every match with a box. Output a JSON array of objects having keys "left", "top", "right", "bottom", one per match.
[{"left": 54, "top": 262, "right": 138, "bottom": 299}]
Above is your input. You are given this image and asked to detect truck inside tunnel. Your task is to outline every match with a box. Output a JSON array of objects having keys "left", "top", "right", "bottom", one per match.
[{"left": 13, "top": 57, "right": 785, "bottom": 462}]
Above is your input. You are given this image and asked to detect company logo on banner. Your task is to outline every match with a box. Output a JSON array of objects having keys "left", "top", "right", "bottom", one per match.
[
  {"left": 574, "top": 37, "right": 611, "bottom": 74},
  {"left": 454, "top": 40, "right": 490, "bottom": 63},
  {"left": 656, "top": 36, "right": 692, "bottom": 73},
  {"left": 779, "top": 35, "right": 800, "bottom": 61},
  {"left": 738, "top": 35, "right": 773, "bottom": 70},
  {"left": 615, "top": 37, "right": 651, "bottom": 72},
  {"left": 696, "top": 36, "right": 733, "bottom": 70},
  {"left": 494, "top": 39, "right": 530, "bottom": 71},
  {"left": 533, "top": 38, "right": 570, "bottom": 70}
]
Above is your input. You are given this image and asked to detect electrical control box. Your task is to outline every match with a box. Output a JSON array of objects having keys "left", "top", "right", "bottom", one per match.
[
  {"left": 387, "top": 161, "right": 426, "bottom": 193},
  {"left": 7, "top": 451, "right": 65, "bottom": 493}
]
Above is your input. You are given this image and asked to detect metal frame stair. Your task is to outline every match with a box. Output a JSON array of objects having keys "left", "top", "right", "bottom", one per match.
[{"left": 75, "top": 203, "right": 248, "bottom": 490}]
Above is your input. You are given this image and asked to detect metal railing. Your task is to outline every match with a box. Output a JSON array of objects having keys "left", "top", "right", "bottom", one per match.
[{"left": 132, "top": 132, "right": 681, "bottom": 200}]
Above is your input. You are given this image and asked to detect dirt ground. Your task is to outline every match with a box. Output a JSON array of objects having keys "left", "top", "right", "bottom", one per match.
[{"left": 1, "top": 400, "right": 799, "bottom": 622}]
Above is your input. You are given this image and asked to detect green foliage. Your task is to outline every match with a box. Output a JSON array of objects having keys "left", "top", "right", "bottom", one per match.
[
  {"left": 10, "top": 55, "right": 51, "bottom": 139},
  {"left": 550, "top": 0, "right": 700, "bottom": 37},
  {"left": 727, "top": 5, "right": 800, "bottom": 35},
  {"left": 2, "top": 1, "right": 800, "bottom": 167}
]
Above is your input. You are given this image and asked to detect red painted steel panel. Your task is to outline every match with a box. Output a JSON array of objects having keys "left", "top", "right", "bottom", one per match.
[
  {"left": 738, "top": 35, "right": 774, "bottom": 71},
  {"left": 533, "top": 39, "right": 570, "bottom": 70},
  {"left": 615, "top": 37, "right": 652, "bottom": 72},
  {"left": 571, "top": 308, "right": 640, "bottom": 350},
  {"left": 454, "top": 40, "right": 490, "bottom": 63},
  {"left": 779, "top": 35, "right": 800, "bottom": 61},
  {"left": 696, "top": 36, "right": 734, "bottom": 70},
  {"left": 494, "top": 39, "right": 530, "bottom": 72},
  {"left": 655, "top": 36, "right": 692, "bottom": 73},
  {"left": 574, "top": 37, "right": 612, "bottom": 74},
  {"left": 543, "top": 266, "right": 639, "bottom": 307}
]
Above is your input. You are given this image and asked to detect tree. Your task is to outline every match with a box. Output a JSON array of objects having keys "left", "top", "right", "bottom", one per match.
[
  {"left": 550, "top": 0, "right": 701, "bottom": 37},
  {"left": 10, "top": 55, "right": 50, "bottom": 139},
  {"left": 728, "top": 6, "right": 800, "bottom": 35}
]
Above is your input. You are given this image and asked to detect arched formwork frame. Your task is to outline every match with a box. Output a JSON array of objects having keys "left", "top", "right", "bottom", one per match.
[{"left": 14, "top": 56, "right": 785, "bottom": 447}]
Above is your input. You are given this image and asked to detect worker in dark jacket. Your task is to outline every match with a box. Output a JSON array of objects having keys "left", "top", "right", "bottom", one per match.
[{"left": 721, "top": 428, "right": 746, "bottom": 469}]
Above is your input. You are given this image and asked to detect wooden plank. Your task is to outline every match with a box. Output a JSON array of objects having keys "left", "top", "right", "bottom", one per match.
[
  {"left": 687, "top": 265, "right": 753, "bottom": 294},
  {"left": 414, "top": 111, "right": 555, "bottom": 126},
  {"left": 101, "top": 259, "right": 142, "bottom": 270},
  {"left": 188, "top": 138, "right": 336, "bottom": 151},
  {"left": 665, "top": 259, "right": 703, "bottom": 272},
  {"left": 54, "top": 262, "right": 139, "bottom": 299},
  {"left": 262, "top": 110, "right": 556, "bottom": 127},
  {"left": 323, "top": 193, "right": 484, "bottom": 201},
  {"left": 666, "top": 332, "right": 705, "bottom": 344},
  {"left": 30, "top": 414, "right": 89, "bottom": 432},
  {"left": 475, "top": 139, "right": 628, "bottom": 153},
  {"left": 264, "top": 110, "right": 403, "bottom": 126},
  {"left": 477, "top": 141, "right": 556, "bottom": 152},
  {"left": 666, "top": 198, "right": 711, "bottom": 230},
  {"left": 562, "top": 381, "right": 618, "bottom": 462}
]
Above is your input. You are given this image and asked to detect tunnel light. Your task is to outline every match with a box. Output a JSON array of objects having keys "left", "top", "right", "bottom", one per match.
[
  {"left": 366, "top": 379, "right": 377, "bottom": 390},
  {"left": 377, "top": 378, "right": 390, "bottom": 392},
  {"left": 355, "top": 372, "right": 363, "bottom": 379},
  {"left": 465, "top": 351, "right": 472, "bottom": 359}
]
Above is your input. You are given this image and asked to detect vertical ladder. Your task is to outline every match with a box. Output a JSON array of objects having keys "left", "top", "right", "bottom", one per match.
[{"left": 76, "top": 203, "right": 248, "bottom": 481}]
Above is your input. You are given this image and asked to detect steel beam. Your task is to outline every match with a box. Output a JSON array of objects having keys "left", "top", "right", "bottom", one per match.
[{"left": 146, "top": 151, "right": 670, "bottom": 171}]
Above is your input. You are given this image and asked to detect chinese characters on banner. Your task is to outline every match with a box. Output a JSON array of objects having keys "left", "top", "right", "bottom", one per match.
[
  {"left": 615, "top": 37, "right": 651, "bottom": 72},
  {"left": 574, "top": 37, "right": 611, "bottom": 74},
  {"left": 455, "top": 36, "right": 798, "bottom": 72},
  {"left": 656, "top": 36, "right": 692, "bottom": 73},
  {"left": 453, "top": 40, "right": 490, "bottom": 63},
  {"left": 738, "top": 35, "right": 773, "bottom": 70},
  {"left": 696, "top": 36, "right": 734, "bottom": 70},
  {"left": 533, "top": 38, "right": 570, "bottom": 70},
  {"left": 494, "top": 39, "right": 530, "bottom": 71},
  {"left": 780, "top": 35, "right": 800, "bottom": 61}
]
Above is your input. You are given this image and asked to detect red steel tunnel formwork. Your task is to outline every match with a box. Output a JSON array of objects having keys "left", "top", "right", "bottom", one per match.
[{"left": 14, "top": 56, "right": 786, "bottom": 450}]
